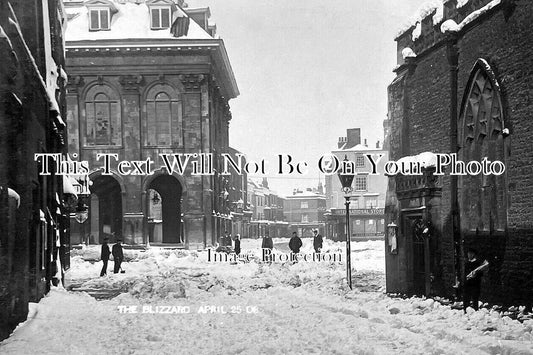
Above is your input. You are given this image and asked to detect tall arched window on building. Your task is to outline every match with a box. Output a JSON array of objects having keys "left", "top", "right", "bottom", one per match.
[
  {"left": 83, "top": 84, "right": 122, "bottom": 146},
  {"left": 144, "top": 84, "right": 182, "bottom": 147},
  {"left": 459, "top": 59, "right": 507, "bottom": 234}
]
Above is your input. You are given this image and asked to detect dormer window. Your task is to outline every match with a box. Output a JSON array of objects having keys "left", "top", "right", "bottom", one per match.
[
  {"left": 89, "top": 8, "right": 110, "bottom": 31},
  {"left": 151, "top": 6, "right": 171, "bottom": 29},
  {"left": 84, "top": 0, "right": 117, "bottom": 32}
]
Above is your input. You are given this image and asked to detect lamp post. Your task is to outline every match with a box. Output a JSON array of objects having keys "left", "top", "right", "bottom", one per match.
[{"left": 337, "top": 155, "right": 355, "bottom": 289}]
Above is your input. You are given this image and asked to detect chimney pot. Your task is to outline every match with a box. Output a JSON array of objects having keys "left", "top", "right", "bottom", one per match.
[{"left": 338, "top": 136, "right": 346, "bottom": 149}]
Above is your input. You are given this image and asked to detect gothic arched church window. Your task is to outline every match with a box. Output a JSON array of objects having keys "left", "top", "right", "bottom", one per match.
[
  {"left": 83, "top": 84, "right": 122, "bottom": 147},
  {"left": 144, "top": 84, "right": 182, "bottom": 147},
  {"left": 459, "top": 59, "right": 507, "bottom": 234}
]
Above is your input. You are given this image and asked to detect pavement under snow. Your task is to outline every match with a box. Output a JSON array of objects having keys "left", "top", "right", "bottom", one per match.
[{"left": 1, "top": 238, "right": 532, "bottom": 355}]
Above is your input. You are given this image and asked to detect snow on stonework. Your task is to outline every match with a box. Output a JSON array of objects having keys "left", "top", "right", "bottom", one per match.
[
  {"left": 1, "top": 239, "right": 532, "bottom": 354},
  {"left": 457, "top": 0, "right": 470, "bottom": 8},
  {"left": 412, "top": 22, "right": 422, "bottom": 41},
  {"left": 432, "top": 3, "right": 444, "bottom": 26},
  {"left": 441, "top": 0, "right": 502, "bottom": 33},
  {"left": 402, "top": 47, "right": 417, "bottom": 59},
  {"left": 441, "top": 19, "right": 460, "bottom": 33},
  {"left": 395, "top": 0, "right": 441, "bottom": 39},
  {"left": 416, "top": 151, "right": 437, "bottom": 168}
]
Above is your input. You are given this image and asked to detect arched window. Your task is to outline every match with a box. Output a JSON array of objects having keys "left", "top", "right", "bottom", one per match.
[
  {"left": 459, "top": 59, "right": 507, "bottom": 234},
  {"left": 144, "top": 84, "right": 182, "bottom": 147},
  {"left": 83, "top": 84, "right": 121, "bottom": 146}
]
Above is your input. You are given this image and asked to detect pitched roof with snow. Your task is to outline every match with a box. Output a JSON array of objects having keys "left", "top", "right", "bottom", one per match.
[
  {"left": 65, "top": 0, "right": 213, "bottom": 42},
  {"left": 334, "top": 143, "right": 383, "bottom": 153},
  {"left": 64, "top": 0, "right": 240, "bottom": 99}
]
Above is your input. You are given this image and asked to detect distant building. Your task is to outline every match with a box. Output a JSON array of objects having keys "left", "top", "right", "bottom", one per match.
[
  {"left": 63, "top": 0, "right": 239, "bottom": 249},
  {"left": 0, "top": 0, "right": 69, "bottom": 341},
  {"left": 325, "top": 128, "right": 388, "bottom": 241},
  {"left": 247, "top": 178, "right": 287, "bottom": 238},
  {"left": 284, "top": 186, "right": 326, "bottom": 238},
  {"left": 224, "top": 147, "right": 251, "bottom": 239}
]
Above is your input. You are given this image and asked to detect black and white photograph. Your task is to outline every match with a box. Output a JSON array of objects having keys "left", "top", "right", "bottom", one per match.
[{"left": 0, "top": 0, "right": 532, "bottom": 353}]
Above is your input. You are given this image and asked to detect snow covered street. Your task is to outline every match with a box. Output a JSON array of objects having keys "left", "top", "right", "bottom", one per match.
[{"left": 1, "top": 239, "right": 532, "bottom": 355}]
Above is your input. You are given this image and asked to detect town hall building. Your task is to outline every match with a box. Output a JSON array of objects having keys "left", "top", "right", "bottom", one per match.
[{"left": 64, "top": 0, "right": 239, "bottom": 249}]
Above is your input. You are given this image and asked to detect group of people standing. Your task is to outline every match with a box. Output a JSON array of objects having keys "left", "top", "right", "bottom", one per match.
[
  {"left": 100, "top": 238, "right": 124, "bottom": 276},
  {"left": 218, "top": 229, "right": 324, "bottom": 256},
  {"left": 287, "top": 229, "right": 323, "bottom": 254},
  {"left": 219, "top": 231, "right": 241, "bottom": 255}
]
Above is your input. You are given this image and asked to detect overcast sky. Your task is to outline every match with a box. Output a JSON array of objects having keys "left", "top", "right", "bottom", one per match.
[{"left": 187, "top": 0, "right": 424, "bottom": 195}]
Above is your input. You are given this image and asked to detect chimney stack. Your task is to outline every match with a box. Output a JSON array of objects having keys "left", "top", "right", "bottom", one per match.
[
  {"left": 338, "top": 136, "right": 346, "bottom": 149},
  {"left": 364, "top": 138, "right": 368, "bottom": 147},
  {"left": 345, "top": 128, "right": 361, "bottom": 149},
  {"left": 376, "top": 140, "right": 380, "bottom": 149}
]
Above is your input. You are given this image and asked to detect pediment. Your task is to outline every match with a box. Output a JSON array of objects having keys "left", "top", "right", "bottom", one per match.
[
  {"left": 84, "top": 0, "right": 118, "bottom": 12},
  {"left": 146, "top": 0, "right": 176, "bottom": 7}
]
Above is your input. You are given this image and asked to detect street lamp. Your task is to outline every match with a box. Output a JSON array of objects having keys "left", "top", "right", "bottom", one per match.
[
  {"left": 337, "top": 155, "right": 355, "bottom": 289},
  {"left": 72, "top": 174, "right": 91, "bottom": 244},
  {"left": 74, "top": 200, "right": 88, "bottom": 224}
]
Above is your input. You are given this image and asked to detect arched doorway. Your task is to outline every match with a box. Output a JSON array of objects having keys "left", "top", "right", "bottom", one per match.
[
  {"left": 147, "top": 175, "right": 183, "bottom": 244},
  {"left": 89, "top": 175, "right": 122, "bottom": 243}
]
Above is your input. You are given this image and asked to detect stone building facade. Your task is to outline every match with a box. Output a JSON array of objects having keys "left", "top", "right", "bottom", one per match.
[
  {"left": 284, "top": 187, "right": 326, "bottom": 238},
  {"left": 247, "top": 178, "right": 287, "bottom": 238},
  {"left": 64, "top": 0, "right": 239, "bottom": 249},
  {"left": 0, "top": 0, "right": 69, "bottom": 340},
  {"left": 386, "top": 0, "right": 533, "bottom": 306},
  {"left": 325, "top": 128, "right": 388, "bottom": 241}
]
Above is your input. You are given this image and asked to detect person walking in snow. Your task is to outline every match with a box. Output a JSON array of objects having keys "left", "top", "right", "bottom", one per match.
[
  {"left": 261, "top": 233, "right": 273, "bottom": 251},
  {"left": 100, "top": 237, "right": 110, "bottom": 277},
  {"left": 234, "top": 234, "right": 241, "bottom": 255},
  {"left": 289, "top": 231, "right": 302, "bottom": 254},
  {"left": 313, "top": 229, "right": 323, "bottom": 253},
  {"left": 112, "top": 239, "right": 124, "bottom": 274},
  {"left": 463, "top": 247, "right": 489, "bottom": 312}
]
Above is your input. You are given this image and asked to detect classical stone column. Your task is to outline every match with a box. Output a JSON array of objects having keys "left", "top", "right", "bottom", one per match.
[
  {"left": 179, "top": 74, "right": 207, "bottom": 249},
  {"left": 119, "top": 75, "right": 144, "bottom": 244}
]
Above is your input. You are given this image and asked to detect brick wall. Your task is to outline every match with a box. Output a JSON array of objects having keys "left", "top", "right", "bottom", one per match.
[{"left": 387, "top": 1, "right": 533, "bottom": 305}]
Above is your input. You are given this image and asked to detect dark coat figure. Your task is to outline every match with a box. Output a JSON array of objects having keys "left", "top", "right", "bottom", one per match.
[
  {"left": 289, "top": 232, "right": 303, "bottom": 254},
  {"left": 463, "top": 248, "right": 489, "bottom": 312},
  {"left": 262, "top": 235, "right": 273, "bottom": 250},
  {"left": 313, "top": 230, "right": 323, "bottom": 253},
  {"left": 234, "top": 235, "right": 241, "bottom": 255},
  {"left": 112, "top": 241, "right": 124, "bottom": 274},
  {"left": 221, "top": 232, "right": 232, "bottom": 247},
  {"left": 100, "top": 240, "right": 110, "bottom": 276},
  {"left": 225, "top": 235, "right": 233, "bottom": 247}
]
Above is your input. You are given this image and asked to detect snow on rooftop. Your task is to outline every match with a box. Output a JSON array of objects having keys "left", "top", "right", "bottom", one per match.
[
  {"left": 395, "top": 0, "right": 441, "bottom": 39},
  {"left": 399, "top": 0, "right": 502, "bottom": 39},
  {"left": 287, "top": 191, "right": 325, "bottom": 198},
  {"left": 65, "top": 2, "right": 213, "bottom": 42},
  {"left": 335, "top": 143, "right": 379, "bottom": 152},
  {"left": 441, "top": 0, "right": 501, "bottom": 34}
]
